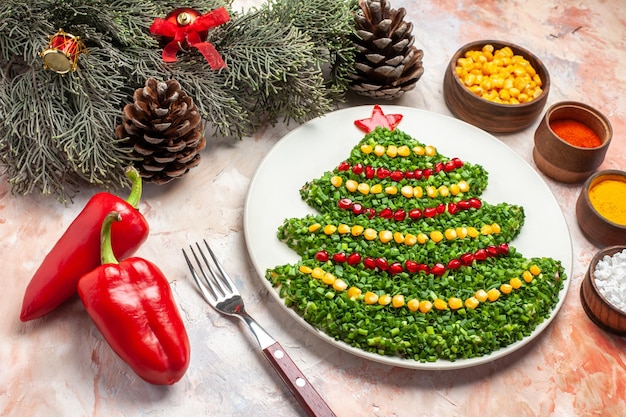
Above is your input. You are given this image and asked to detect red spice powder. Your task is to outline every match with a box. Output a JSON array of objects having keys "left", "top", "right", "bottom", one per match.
[{"left": 549, "top": 118, "right": 602, "bottom": 148}]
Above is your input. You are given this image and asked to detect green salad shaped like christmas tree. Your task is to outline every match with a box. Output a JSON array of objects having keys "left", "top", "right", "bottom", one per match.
[{"left": 266, "top": 105, "right": 566, "bottom": 363}]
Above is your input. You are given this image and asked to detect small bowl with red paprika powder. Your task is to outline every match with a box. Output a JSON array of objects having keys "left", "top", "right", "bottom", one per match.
[
  {"left": 576, "top": 169, "right": 626, "bottom": 247},
  {"left": 533, "top": 101, "right": 612, "bottom": 183}
]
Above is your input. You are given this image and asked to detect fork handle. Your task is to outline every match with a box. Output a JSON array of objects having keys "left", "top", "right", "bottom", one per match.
[{"left": 263, "top": 342, "right": 336, "bottom": 417}]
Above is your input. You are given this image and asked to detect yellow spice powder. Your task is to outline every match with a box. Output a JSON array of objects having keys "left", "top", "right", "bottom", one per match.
[{"left": 588, "top": 179, "right": 626, "bottom": 225}]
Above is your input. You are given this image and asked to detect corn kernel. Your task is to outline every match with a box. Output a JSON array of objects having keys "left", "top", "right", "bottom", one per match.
[
  {"left": 444, "top": 228, "right": 457, "bottom": 240},
  {"left": 364, "top": 291, "right": 379, "bottom": 305},
  {"left": 434, "top": 298, "right": 448, "bottom": 310},
  {"left": 407, "top": 298, "right": 420, "bottom": 312},
  {"left": 455, "top": 227, "right": 468, "bottom": 239},
  {"left": 522, "top": 270, "right": 534, "bottom": 283},
  {"left": 425, "top": 145, "right": 437, "bottom": 156},
  {"left": 299, "top": 265, "right": 313, "bottom": 274},
  {"left": 374, "top": 145, "right": 385, "bottom": 156},
  {"left": 510, "top": 277, "right": 523, "bottom": 289},
  {"left": 333, "top": 279, "right": 348, "bottom": 292},
  {"left": 379, "top": 230, "right": 393, "bottom": 243},
  {"left": 311, "top": 267, "right": 325, "bottom": 279},
  {"left": 364, "top": 228, "right": 378, "bottom": 240},
  {"left": 475, "top": 289, "right": 488, "bottom": 302},
  {"left": 500, "top": 283, "right": 513, "bottom": 294},
  {"left": 347, "top": 286, "right": 362, "bottom": 299},
  {"left": 419, "top": 300, "right": 433, "bottom": 313},
  {"left": 401, "top": 185, "right": 414, "bottom": 198},
  {"left": 337, "top": 224, "right": 351, "bottom": 234},
  {"left": 450, "top": 183, "right": 461, "bottom": 195},
  {"left": 308, "top": 223, "right": 321, "bottom": 233},
  {"left": 467, "top": 227, "right": 479, "bottom": 238},
  {"left": 465, "top": 297, "right": 479, "bottom": 309},
  {"left": 370, "top": 184, "right": 383, "bottom": 194},
  {"left": 345, "top": 179, "right": 358, "bottom": 192},
  {"left": 330, "top": 176, "right": 343, "bottom": 187},
  {"left": 413, "top": 145, "right": 425, "bottom": 156},
  {"left": 404, "top": 233, "right": 418, "bottom": 246},
  {"left": 487, "top": 288, "right": 501, "bottom": 302},
  {"left": 397, "top": 145, "right": 411, "bottom": 156},
  {"left": 323, "top": 224, "right": 337, "bottom": 235},
  {"left": 386, "top": 145, "right": 398, "bottom": 158},
  {"left": 357, "top": 182, "right": 370, "bottom": 195},
  {"left": 426, "top": 185, "right": 438, "bottom": 198},
  {"left": 360, "top": 144, "right": 373, "bottom": 154},
  {"left": 458, "top": 180, "right": 470, "bottom": 192},
  {"left": 430, "top": 230, "right": 444, "bottom": 243},
  {"left": 491, "top": 223, "right": 501, "bottom": 234},
  {"left": 438, "top": 185, "right": 450, "bottom": 197},
  {"left": 416, "top": 233, "right": 429, "bottom": 244},
  {"left": 322, "top": 272, "right": 336, "bottom": 285},
  {"left": 392, "top": 294, "right": 405, "bottom": 308},
  {"left": 529, "top": 265, "right": 541, "bottom": 276},
  {"left": 385, "top": 185, "right": 398, "bottom": 195},
  {"left": 351, "top": 225, "right": 364, "bottom": 236},
  {"left": 393, "top": 232, "right": 405, "bottom": 244},
  {"left": 413, "top": 186, "right": 424, "bottom": 198},
  {"left": 378, "top": 294, "right": 392, "bottom": 306},
  {"left": 480, "top": 224, "right": 493, "bottom": 235},
  {"left": 448, "top": 297, "right": 463, "bottom": 310}
]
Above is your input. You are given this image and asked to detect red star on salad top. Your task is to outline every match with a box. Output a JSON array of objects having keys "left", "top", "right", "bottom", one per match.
[{"left": 354, "top": 105, "right": 403, "bottom": 133}]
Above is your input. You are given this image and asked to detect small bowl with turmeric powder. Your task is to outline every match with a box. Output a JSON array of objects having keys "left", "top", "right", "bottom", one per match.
[
  {"left": 443, "top": 40, "right": 550, "bottom": 133},
  {"left": 533, "top": 101, "right": 613, "bottom": 183},
  {"left": 576, "top": 170, "right": 626, "bottom": 247}
]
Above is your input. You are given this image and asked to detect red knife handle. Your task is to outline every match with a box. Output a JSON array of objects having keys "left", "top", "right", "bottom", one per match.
[{"left": 263, "top": 342, "right": 336, "bottom": 417}]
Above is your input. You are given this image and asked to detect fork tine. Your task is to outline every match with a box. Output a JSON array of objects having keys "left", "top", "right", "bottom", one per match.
[
  {"left": 199, "top": 239, "right": 239, "bottom": 296},
  {"left": 182, "top": 246, "right": 218, "bottom": 302}
]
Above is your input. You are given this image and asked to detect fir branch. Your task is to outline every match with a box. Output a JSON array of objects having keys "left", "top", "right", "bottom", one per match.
[
  {"left": 216, "top": 6, "right": 334, "bottom": 127},
  {"left": 1, "top": 0, "right": 360, "bottom": 201},
  {"left": 55, "top": 46, "right": 134, "bottom": 188},
  {"left": 263, "top": 0, "right": 358, "bottom": 99},
  {"left": 0, "top": 69, "right": 78, "bottom": 200}
]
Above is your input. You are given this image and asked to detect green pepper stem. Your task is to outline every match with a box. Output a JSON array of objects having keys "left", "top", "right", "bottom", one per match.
[
  {"left": 101, "top": 211, "right": 122, "bottom": 265},
  {"left": 124, "top": 166, "right": 143, "bottom": 209}
]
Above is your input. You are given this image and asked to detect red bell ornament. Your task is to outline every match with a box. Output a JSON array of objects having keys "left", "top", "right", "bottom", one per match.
[
  {"left": 40, "top": 29, "right": 88, "bottom": 74},
  {"left": 150, "top": 7, "right": 230, "bottom": 70}
]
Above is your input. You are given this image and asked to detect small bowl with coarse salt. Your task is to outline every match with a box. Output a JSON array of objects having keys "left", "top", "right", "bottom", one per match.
[{"left": 580, "top": 245, "right": 626, "bottom": 336}]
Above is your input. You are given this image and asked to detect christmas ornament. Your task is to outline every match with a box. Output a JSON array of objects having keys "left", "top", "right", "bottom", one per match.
[
  {"left": 349, "top": 0, "right": 424, "bottom": 100},
  {"left": 150, "top": 7, "right": 230, "bottom": 69},
  {"left": 354, "top": 104, "right": 402, "bottom": 133},
  {"left": 40, "top": 29, "right": 88, "bottom": 74},
  {"left": 115, "top": 78, "right": 205, "bottom": 184}
]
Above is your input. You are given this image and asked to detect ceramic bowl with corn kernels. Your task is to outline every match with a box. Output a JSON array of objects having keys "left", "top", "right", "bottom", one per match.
[{"left": 443, "top": 40, "right": 550, "bottom": 134}]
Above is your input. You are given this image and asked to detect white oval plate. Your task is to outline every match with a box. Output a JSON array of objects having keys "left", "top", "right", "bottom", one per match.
[{"left": 243, "top": 105, "right": 572, "bottom": 370}]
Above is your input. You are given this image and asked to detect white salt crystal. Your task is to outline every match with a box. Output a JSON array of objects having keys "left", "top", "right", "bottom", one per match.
[{"left": 594, "top": 249, "right": 626, "bottom": 313}]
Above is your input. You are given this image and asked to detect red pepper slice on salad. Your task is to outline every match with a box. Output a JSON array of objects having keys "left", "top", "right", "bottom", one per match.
[
  {"left": 20, "top": 167, "right": 149, "bottom": 322},
  {"left": 77, "top": 212, "right": 190, "bottom": 385}
]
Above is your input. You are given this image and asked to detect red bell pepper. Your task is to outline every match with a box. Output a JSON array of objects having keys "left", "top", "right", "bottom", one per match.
[
  {"left": 77, "top": 212, "right": 190, "bottom": 385},
  {"left": 20, "top": 167, "right": 149, "bottom": 322}
]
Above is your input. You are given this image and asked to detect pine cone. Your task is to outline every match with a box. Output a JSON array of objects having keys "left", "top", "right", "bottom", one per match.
[
  {"left": 349, "top": 0, "right": 424, "bottom": 100},
  {"left": 115, "top": 78, "right": 205, "bottom": 184}
]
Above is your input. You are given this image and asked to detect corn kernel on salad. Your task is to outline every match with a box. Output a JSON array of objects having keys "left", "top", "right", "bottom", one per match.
[{"left": 266, "top": 122, "right": 565, "bottom": 363}]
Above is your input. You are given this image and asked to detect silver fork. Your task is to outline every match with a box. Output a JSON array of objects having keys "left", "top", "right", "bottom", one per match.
[{"left": 183, "top": 240, "right": 336, "bottom": 417}]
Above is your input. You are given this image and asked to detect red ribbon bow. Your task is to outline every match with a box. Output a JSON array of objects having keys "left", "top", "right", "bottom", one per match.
[{"left": 150, "top": 7, "right": 230, "bottom": 69}]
